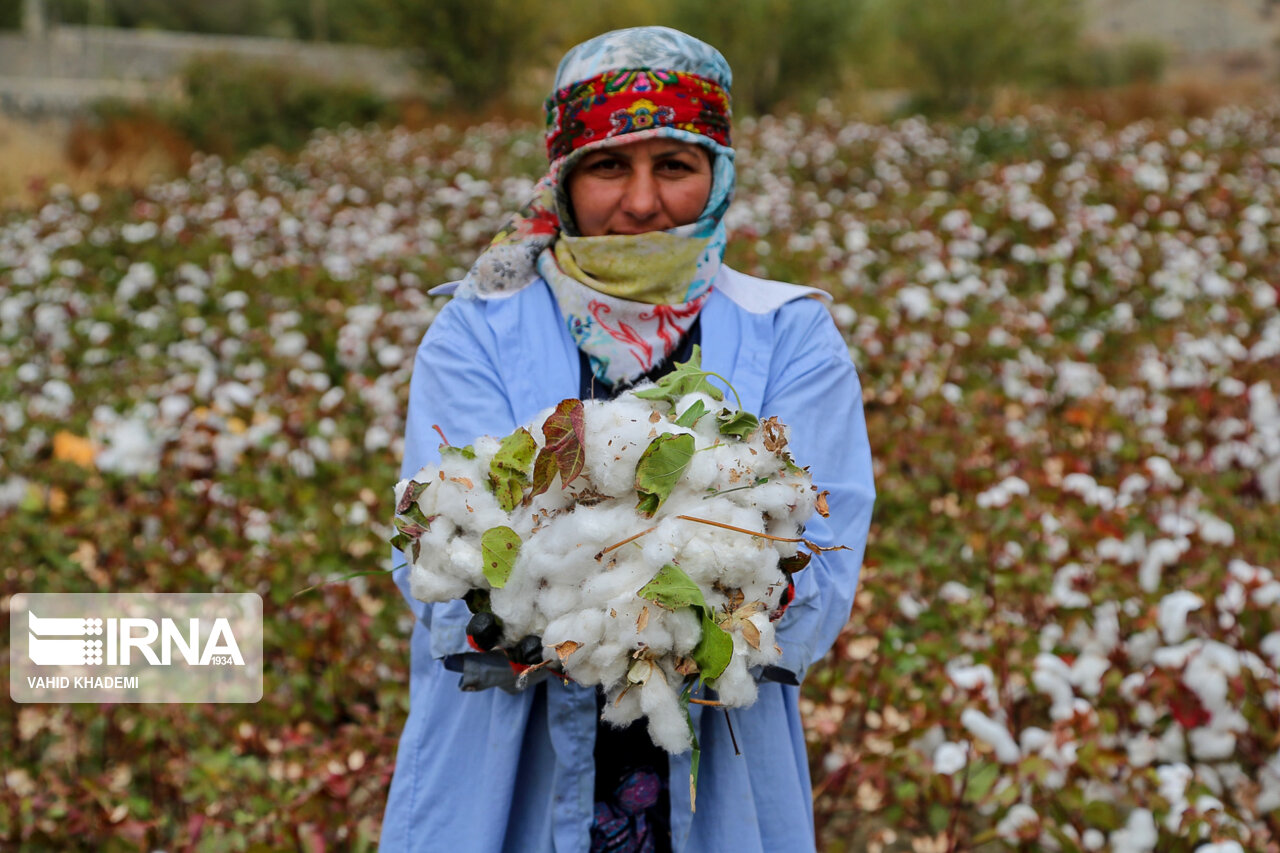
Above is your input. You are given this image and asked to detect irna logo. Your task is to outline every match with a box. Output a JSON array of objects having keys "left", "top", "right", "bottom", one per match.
[
  {"left": 28, "top": 611, "right": 245, "bottom": 667},
  {"left": 11, "top": 593, "right": 263, "bottom": 704}
]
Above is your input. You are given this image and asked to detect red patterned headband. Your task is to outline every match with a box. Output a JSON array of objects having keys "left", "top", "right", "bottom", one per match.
[{"left": 543, "top": 69, "right": 732, "bottom": 162}]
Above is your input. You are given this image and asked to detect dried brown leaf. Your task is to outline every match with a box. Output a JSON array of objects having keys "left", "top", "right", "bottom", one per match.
[{"left": 554, "top": 640, "right": 580, "bottom": 663}]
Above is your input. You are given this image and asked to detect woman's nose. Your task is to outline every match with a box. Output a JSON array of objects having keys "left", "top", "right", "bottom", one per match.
[{"left": 620, "top": 167, "right": 660, "bottom": 220}]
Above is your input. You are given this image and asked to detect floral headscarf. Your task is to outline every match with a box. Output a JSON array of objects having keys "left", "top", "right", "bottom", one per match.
[{"left": 455, "top": 26, "right": 735, "bottom": 386}]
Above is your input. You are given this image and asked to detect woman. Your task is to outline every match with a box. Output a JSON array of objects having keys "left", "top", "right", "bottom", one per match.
[{"left": 381, "top": 26, "right": 875, "bottom": 852}]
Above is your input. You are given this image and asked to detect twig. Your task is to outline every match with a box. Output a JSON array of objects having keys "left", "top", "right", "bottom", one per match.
[
  {"left": 432, "top": 424, "right": 450, "bottom": 446},
  {"left": 595, "top": 525, "right": 658, "bottom": 561},
  {"left": 703, "top": 479, "right": 768, "bottom": 499},
  {"left": 292, "top": 563, "right": 405, "bottom": 598},
  {"left": 723, "top": 709, "right": 741, "bottom": 756},
  {"left": 704, "top": 370, "right": 743, "bottom": 412},
  {"left": 675, "top": 515, "right": 852, "bottom": 553},
  {"left": 945, "top": 753, "right": 972, "bottom": 853},
  {"left": 688, "top": 697, "right": 723, "bottom": 706}
]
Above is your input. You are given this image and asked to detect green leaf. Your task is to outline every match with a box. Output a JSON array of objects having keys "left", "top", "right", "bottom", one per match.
[
  {"left": 674, "top": 399, "right": 709, "bottom": 428},
  {"left": 965, "top": 761, "right": 1000, "bottom": 800},
  {"left": 639, "top": 562, "right": 708, "bottom": 611},
  {"left": 1082, "top": 799, "right": 1122, "bottom": 831},
  {"left": 634, "top": 432, "right": 695, "bottom": 516},
  {"left": 530, "top": 447, "right": 558, "bottom": 497},
  {"left": 395, "top": 480, "right": 428, "bottom": 515},
  {"left": 399, "top": 502, "right": 435, "bottom": 530},
  {"left": 391, "top": 516, "right": 430, "bottom": 550},
  {"left": 632, "top": 345, "right": 724, "bottom": 406},
  {"left": 480, "top": 526, "right": 521, "bottom": 588},
  {"left": 531, "top": 398, "right": 586, "bottom": 497},
  {"left": 716, "top": 408, "right": 759, "bottom": 438},
  {"left": 690, "top": 612, "right": 733, "bottom": 682},
  {"left": 679, "top": 682, "right": 701, "bottom": 811},
  {"left": 440, "top": 444, "right": 476, "bottom": 460},
  {"left": 489, "top": 427, "right": 537, "bottom": 511}
]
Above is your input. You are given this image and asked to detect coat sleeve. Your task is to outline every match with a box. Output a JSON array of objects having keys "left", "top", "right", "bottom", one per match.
[
  {"left": 391, "top": 296, "right": 520, "bottom": 660},
  {"left": 760, "top": 297, "right": 876, "bottom": 680}
]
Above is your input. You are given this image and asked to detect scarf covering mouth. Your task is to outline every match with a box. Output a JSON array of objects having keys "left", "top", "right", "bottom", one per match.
[{"left": 454, "top": 26, "right": 736, "bottom": 386}]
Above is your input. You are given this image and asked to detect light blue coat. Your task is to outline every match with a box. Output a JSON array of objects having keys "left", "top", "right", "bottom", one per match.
[{"left": 381, "top": 268, "right": 876, "bottom": 852}]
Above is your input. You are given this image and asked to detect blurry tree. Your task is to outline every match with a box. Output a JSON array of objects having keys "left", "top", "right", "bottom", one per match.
[
  {"left": 666, "top": 0, "right": 865, "bottom": 113},
  {"left": 893, "top": 0, "right": 1084, "bottom": 109},
  {"left": 337, "top": 0, "right": 542, "bottom": 107},
  {"left": 1, "top": 2, "right": 23, "bottom": 29},
  {"left": 159, "top": 55, "right": 392, "bottom": 155},
  {"left": 1051, "top": 38, "right": 1168, "bottom": 88}
]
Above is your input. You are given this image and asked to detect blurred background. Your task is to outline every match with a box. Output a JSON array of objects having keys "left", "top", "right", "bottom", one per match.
[{"left": 2, "top": 0, "right": 1276, "bottom": 204}]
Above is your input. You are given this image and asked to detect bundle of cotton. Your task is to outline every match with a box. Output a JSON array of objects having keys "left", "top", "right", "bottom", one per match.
[{"left": 390, "top": 349, "right": 823, "bottom": 753}]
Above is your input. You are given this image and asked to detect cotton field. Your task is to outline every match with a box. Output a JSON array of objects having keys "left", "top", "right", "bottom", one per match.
[{"left": 1, "top": 103, "right": 1277, "bottom": 850}]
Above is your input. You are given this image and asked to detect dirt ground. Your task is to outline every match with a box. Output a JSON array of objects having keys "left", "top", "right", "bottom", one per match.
[{"left": 0, "top": 112, "right": 189, "bottom": 210}]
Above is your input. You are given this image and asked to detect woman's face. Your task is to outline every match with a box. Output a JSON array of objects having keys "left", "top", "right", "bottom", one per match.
[{"left": 566, "top": 138, "right": 713, "bottom": 237}]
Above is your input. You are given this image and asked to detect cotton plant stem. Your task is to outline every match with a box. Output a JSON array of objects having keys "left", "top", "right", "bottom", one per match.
[
  {"left": 945, "top": 755, "right": 972, "bottom": 853},
  {"left": 723, "top": 709, "right": 741, "bottom": 756},
  {"left": 432, "top": 423, "right": 450, "bottom": 445},
  {"left": 688, "top": 697, "right": 723, "bottom": 706},
  {"left": 674, "top": 515, "right": 852, "bottom": 553},
  {"left": 702, "top": 480, "right": 767, "bottom": 499},
  {"left": 293, "top": 563, "right": 404, "bottom": 598},
  {"left": 595, "top": 525, "right": 658, "bottom": 560},
  {"left": 703, "top": 370, "right": 743, "bottom": 412}
]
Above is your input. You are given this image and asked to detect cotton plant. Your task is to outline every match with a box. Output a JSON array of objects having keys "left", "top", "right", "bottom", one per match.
[{"left": 390, "top": 348, "right": 832, "bottom": 757}]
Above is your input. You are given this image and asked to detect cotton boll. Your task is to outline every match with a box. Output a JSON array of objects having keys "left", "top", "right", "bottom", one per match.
[
  {"left": 491, "top": 598, "right": 536, "bottom": 642},
  {"left": 544, "top": 504, "right": 638, "bottom": 562},
  {"left": 1109, "top": 808, "right": 1157, "bottom": 853},
  {"left": 1158, "top": 590, "right": 1203, "bottom": 644},
  {"left": 960, "top": 709, "right": 1021, "bottom": 763},
  {"left": 740, "top": 481, "right": 806, "bottom": 520},
  {"left": 640, "top": 669, "right": 692, "bottom": 753},
  {"left": 582, "top": 397, "right": 667, "bottom": 496},
  {"left": 665, "top": 607, "right": 702, "bottom": 653},
  {"left": 409, "top": 560, "right": 471, "bottom": 602},
  {"left": 742, "top": 612, "right": 780, "bottom": 666},
  {"left": 632, "top": 607, "right": 676, "bottom": 651},
  {"left": 472, "top": 434, "right": 501, "bottom": 464},
  {"left": 447, "top": 537, "right": 485, "bottom": 586},
  {"left": 680, "top": 446, "right": 719, "bottom": 493},
  {"left": 713, "top": 652, "right": 758, "bottom": 707},
  {"left": 542, "top": 609, "right": 605, "bottom": 650},
  {"left": 587, "top": 641, "right": 633, "bottom": 689},
  {"left": 601, "top": 684, "right": 643, "bottom": 727},
  {"left": 393, "top": 477, "right": 413, "bottom": 509},
  {"left": 582, "top": 558, "right": 654, "bottom": 606},
  {"left": 535, "top": 584, "right": 583, "bottom": 627},
  {"left": 1189, "top": 728, "right": 1237, "bottom": 761},
  {"left": 401, "top": 386, "right": 819, "bottom": 749},
  {"left": 716, "top": 545, "right": 785, "bottom": 594},
  {"left": 639, "top": 528, "right": 680, "bottom": 568}
]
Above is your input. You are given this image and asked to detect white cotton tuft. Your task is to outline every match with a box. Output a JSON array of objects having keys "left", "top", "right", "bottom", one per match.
[
  {"left": 995, "top": 804, "right": 1038, "bottom": 842},
  {"left": 640, "top": 669, "right": 692, "bottom": 753},
  {"left": 933, "top": 741, "right": 969, "bottom": 775},
  {"left": 394, "top": 384, "right": 821, "bottom": 752},
  {"left": 1158, "top": 590, "right": 1203, "bottom": 644},
  {"left": 960, "top": 709, "right": 1021, "bottom": 763},
  {"left": 1109, "top": 808, "right": 1157, "bottom": 853}
]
